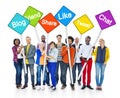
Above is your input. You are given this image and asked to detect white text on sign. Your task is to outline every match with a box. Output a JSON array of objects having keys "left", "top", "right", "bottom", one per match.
[
  {"left": 25, "top": 12, "right": 41, "bottom": 20},
  {"left": 99, "top": 14, "right": 112, "bottom": 25},
  {"left": 12, "top": 20, "right": 26, "bottom": 28},
  {"left": 58, "top": 13, "right": 72, "bottom": 20},
  {"left": 77, "top": 20, "right": 91, "bottom": 28},
  {"left": 41, "top": 19, "right": 57, "bottom": 26}
]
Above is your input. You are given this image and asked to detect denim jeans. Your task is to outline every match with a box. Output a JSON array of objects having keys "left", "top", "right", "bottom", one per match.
[
  {"left": 48, "top": 62, "right": 57, "bottom": 87},
  {"left": 95, "top": 62, "right": 106, "bottom": 86},
  {"left": 36, "top": 65, "right": 47, "bottom": 85},
  {"left": 72, "top": 63, "right": 82, "bottom": 83},
  {"left": 55, "top": 61, "right": 62, "bottom": 84},
  {"left": 24, "top": 64, "right": 34, "bottom": 85},
  {"left": 14, "top": 59, "right": 23, "bottom": 85}
]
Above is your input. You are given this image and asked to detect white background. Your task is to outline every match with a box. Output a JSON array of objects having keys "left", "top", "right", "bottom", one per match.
[{"left": 0, "top": 0, "right": 120, "bottom": 98}]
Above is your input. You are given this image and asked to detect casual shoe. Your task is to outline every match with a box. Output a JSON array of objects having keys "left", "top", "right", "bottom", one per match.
[
  {"left": 71, "top": 85, "right": 75, "bottom": 90},
  {"left": 87, "top": 85, "right": 94, "bottom": 90},
  {"left": 61, "top": 85, "right": 66, "bottom": 89},
  {"left": 78, "top": 81, "right": 81, "bottom": 86},
  {"left": 22, "top": 84, "right": 28, "bottom": 89},
  {"left": 32, "top": 85, "right": 36, "bottom": 90},
  {"left": 41, "top": 85, "right": 45, "bottom": 90},
  {"left": 81, "top": 85, "right": 86, "bottom": 90},
  {"left": 49, "top": 86, "right": 53, "bottom": 89},
  {"left": 51, "top": 87, "right": 56, "bottom": 91},
  {"left": 96, "top": 87, "right": 102, "bottom": 91}
]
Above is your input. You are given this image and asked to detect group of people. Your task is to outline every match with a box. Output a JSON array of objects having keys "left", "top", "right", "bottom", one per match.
[{"left": 12, "top": 34, "right": 110, "bottom": 91}]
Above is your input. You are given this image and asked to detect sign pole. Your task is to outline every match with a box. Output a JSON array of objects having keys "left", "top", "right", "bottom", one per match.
[
  {"left": 20, "top": 35, "right": 27, "bottom": 74},
  {"left": 65, "top": 27, "right": 73, "bottom": 85},
  {"left": 34, "top": 27, "right": 40, "bottom": 43},
  {"left": 77, "top": 30, "right": 102, "bottom": 80}
]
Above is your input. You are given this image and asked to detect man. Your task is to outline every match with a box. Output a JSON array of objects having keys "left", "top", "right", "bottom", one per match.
[
  {"left": 79, "top": 36, "right": 94, "bottom": 90},
  {"left": 22, "top": 36, "right": 36, "bottom": 89},
  {"left": 93, "top": 39, "right": 110, "bottom": 90},
  {"left": 55, "top": 34, "right": 65, "bottom": 84},
  {"left": 61, "top": 36, "right": 75, "bottom": 90},
  {"left": 72, "top": 37, "right": 82, "bottom": 86}
]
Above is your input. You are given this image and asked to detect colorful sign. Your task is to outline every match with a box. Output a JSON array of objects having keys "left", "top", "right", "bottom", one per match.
[
  {"left": 39, "top": 13, "right": 60, "bottom": 33},
  {"left": 55, "top": 6, "right": 75, "bottom": 26},
  {"left": 23, "top": 6, "right": 43, "bottom": 27},
  {"left": 95, "top": 10, "right": 116, "bottom": 30},
  {"left": 73, "top": 14, "right": 94, "bottom": 34},
  {"left": 8, "top": 13, "right": 30, "bottom": 34}
]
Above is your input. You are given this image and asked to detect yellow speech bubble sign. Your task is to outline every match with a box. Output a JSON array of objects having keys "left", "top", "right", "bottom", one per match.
[{"left": 73, "top": 14, "right": 94, "bottom": 34}]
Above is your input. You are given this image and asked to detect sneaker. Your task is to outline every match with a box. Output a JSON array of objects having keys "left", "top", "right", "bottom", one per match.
[
  {"left": 81, "top": 85, "right": 86, "bottom": 90},
  {"left": 61, "top": 85, "right": 66, "bottom": 89},
  {"left": 96, "top": 86, "right": 102, "bottom": 91},
  {"left": 36, "top": 85, "right": 41, "bottom": 90},
  {"left": 41, "top": 85, "right": 45, "bottom": 90},
  {"left": 51, "top": 87, "right": 56, "bottom": 91},
  {"left": 87, "top": 85, "right": 94, "bottom": 90},
  {"left": 21, "top": 84, "right": 28, "bottom": 89},
  {"left": 78, "top": 81, "right": 81, "bottom": 86}
]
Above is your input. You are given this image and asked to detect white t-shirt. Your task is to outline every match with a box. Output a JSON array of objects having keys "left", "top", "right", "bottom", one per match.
[
  {"left": 75, "top": 44, "right": 81, "bottom": 63},
  {"left": 79, "top": 44, "right": 92, "bottom": 59},
  {"left": 17, "top": 47, "right": 23, "bottom": 59}
]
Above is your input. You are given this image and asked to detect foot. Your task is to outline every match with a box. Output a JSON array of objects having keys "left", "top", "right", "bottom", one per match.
[
  {"left": 41, "top": 85, "right": 45, "bottom": 90},
  {"left": 87, "top": 85, "right": 94, "bottom": 90},
  {"left": 96, "top": 86, "right": 102, "bottom": 91},
  {"left": 32, "top": 85, "right": 36, "bottom": 90},
  {"left": 81, "top": 85, "right": 86, "bottom": 90},
  {"left": 61, "top": 85, "right": 66, "bottom": 89},
  {"left": 78, "top": 82, "right": 81, "bottom": 86},
  {"left": 16, "top": 84, "right": 22, "bottom": 89},
  {"left": 70, "top": 84, "right": 75, "bottom": 90},
  {"left": 51, "top": 87, "right": 56, "bottom": 91},
  {"left": 22, "top": 84, "right": 28, "bottom": 89}
]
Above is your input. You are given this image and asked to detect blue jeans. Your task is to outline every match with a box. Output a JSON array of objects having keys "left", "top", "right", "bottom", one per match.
[
  {"left": 24, "top": 64, "right": 34, "bottom": 85},
  {"left": 36, "top": 65, "right": 47, "bottom": 85},
  {"left": 14, "top": 59, "right": 23, "bottom": 85},
  {"left": 48, "top": 62, "right": 57, "bottom": 87},
  {"left": 72, "top": 63, "right": 82, "bottom": 83},
  {"left": 95, "top": 63, "right": 106, "bottom": 86}
]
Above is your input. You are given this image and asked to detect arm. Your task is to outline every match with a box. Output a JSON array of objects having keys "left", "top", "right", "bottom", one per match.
[
  {"left": 104, "top": 47, "right": 110, "bottom": 65},
  {"left": 71, "top": 47, "right": 75, "bottom": 66},
  {"left": 61, "top": 46, "right": 68, "bottom": 56},
  {"left": 12, "top": 46, "right": 17, "bottom": 57}
]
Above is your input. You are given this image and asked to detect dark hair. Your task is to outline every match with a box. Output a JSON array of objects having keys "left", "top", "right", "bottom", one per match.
[
  {"left": 65, "top": 36, "right": 74, "bottom": 43},
  {"left": 13, "top": 38, "right": 20, "bottom": 45},
  {"left": 49, "top": 41, "right": 56, "bottom": 46},
  {"left": 56, "top": 34, "right": 62, "bottom": 38},
  {"left": 85, "top": 36, "right": 91, "bottom": 40}
]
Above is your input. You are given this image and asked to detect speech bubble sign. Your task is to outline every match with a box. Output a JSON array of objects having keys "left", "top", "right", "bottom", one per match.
[
  {"left": 8, "top": 13, "right": 30, "bottom": 35},
  {"left": 23, "top": 6, "right": 43, "bottom": 27},
  {"left": 95, "top": 10, "right": 116, "bottom": 30},
  {"left": 55, "top": 6, "right": 75, "bottom": 26},
  {"left": 73, "top": 14, "right": 94, "bottom": 34},
  {"left": 39, "top": 13, "right": 60, "bottom": 33}
]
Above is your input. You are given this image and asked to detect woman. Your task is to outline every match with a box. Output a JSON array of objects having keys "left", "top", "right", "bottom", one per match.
[
  {"left": 93, "top": 39, "right": 110, "bottom": 90},
  {"left": 12, "top": 38, "right": 23, "bottom": 88},
  {"left": 47, "top": 41, "right": 58, "bottom": 91},
  {"left": 35, "top": 42, "right": 49, "bottom": 90}
]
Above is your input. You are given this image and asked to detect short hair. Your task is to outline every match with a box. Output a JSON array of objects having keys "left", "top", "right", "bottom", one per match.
[
  {"left": 41, "top": 35, "right": 46, "bottom": 38},
  {"left": 85, "top": 36, "right": 91, "bottom": 40},
  {"left": 56, "top": 34, "right": 62, "bottom": 38},
  {"left": 26, "top": 36, "right": 31, "bottom": 39},
  {"left": 49, "top": 41, "right": 56, "bottom": 46},
  {"left": 13, "top": 38, "right": 20, "bottom": 45}
]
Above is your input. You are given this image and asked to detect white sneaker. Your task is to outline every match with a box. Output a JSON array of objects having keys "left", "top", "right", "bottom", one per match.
[
  {"left": 50, "top": 86, "right": 56, "bottom": 91},
  {"left": 36, "top": 85, "right": 41, "bottom": 90}
]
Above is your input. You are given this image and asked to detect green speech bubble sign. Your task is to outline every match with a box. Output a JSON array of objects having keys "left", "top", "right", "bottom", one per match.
[{"left": 23, "top": 6, "right": 43, "bottom": 27}]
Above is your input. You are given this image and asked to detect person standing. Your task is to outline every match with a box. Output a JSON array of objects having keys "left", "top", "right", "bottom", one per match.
[
  {"left": 79, "top": 36, "right": 94, "bottom": 90},
  {"left": 61, "top": 36, "right": 75, "bottom": 90},
  {"left": 47, "top": 41, "right": 58, "bottom": 91},
  {"left": 22, "top": 36, "right": 36, "bottom": 90},
  {"left": 72, "top": 37, "right": 82, "bottom": 86},
  {"left": 55, "top": 34, "right": 65, "bottom": 84},
  {"left": 12, "top": 38, "right": 23, "bottom": 89},
  {"left": 93, "top": 39, "right": 110, "bottom": 90}
]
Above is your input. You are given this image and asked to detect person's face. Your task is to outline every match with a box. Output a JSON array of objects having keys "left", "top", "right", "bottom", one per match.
[
  {"left": 68, "top": 39, "right": 72, "bottom": 44},
  {"left": 85, "top": 37, "right": 90, "bottom": 44},
  {"left": 50, "top": 43, "right": 55, "bottom": 49},
  {"left": 41, "top": 36, "right": 45, "bottom": 42},
  {"left": 99, "top": 39, "right": 105, "bottom": 46},
  {"left": 26, "top": 37, "right": 31, "bottom": 44},
  {"left": 57, "top": 36, "right": 62, "bottom": 42},
  {"left": 15, "top": 40, "right": 20, "bottom": 46},
  {"left": 75, "top": 38, "right": 79, "bottom": 44}
]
